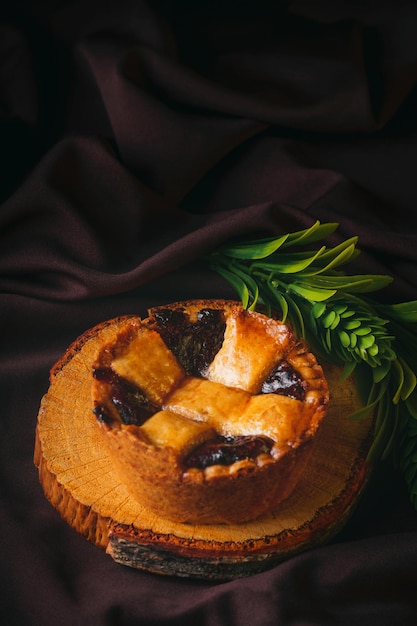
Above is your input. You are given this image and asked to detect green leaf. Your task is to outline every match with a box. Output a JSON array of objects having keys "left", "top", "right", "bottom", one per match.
[
  {"left": 308, "top": 241, "right": 359, "bottom": 273},
  {"left": 288, "top": 283, "right": 337, "bottom": 302},
  {"left": 282, "top": 220, "right": 339, "bottom": 248},
  {"left": 339, "top": 329, "right": 351, "bottom": 348},
  {"left": 359, "top": 334, "right": 376, "bottom": 350},
  {"left": 213, "top": 265, "right": 251, "bottom": 308},
  {"left": 355, "top": 326, "right": 372, "bottom": 336},
  {"left": 324, "top": 327, "right": 333, "bottom": 352},
  {"left": 311, "top": 302, "right": 327, "bottom": 318},
  {"left": 285, "top": 294, "right": 305, "bottom": 337},
  {"left": 406, "top": 392, "right": 417, "bottom": 420},
  {"left": 391, "top": 359, "right": 405, "bottom": 405},
  {"left": 404, "top": 454, "right": 417, "bottom": 483},
  {"left": 349, "top": 401, "right": 376, "bottom": 421},
  {"left": 344, "top": 319, "right": 361, "bottom": 330},
  {"left": 355, "top": 363, "right": 385, "bottom": 405},
  {"left": 373, "top": 360, "right": 392, "bottom": 383},
  {"left": 401, "top": 435, "right": 417, "bottom": 461},
  {"left": 398, "top": 357, "right": 417, "bottom": 400},
  {"left": 366, "top": 394, "right": 392, "bottom": 462},
  {"left": 219, "top": 234, "right": 289, "bottom": 259},
  {"left": 330, "top": 312, "right": 341, "bottom": 330},
  {"left": 381, "top": 301, "right": 417, "bottom": 323},
  {"left": 381, "top": 405, "right": 400, "bottom": 460},
  {"left": 341, "top": 359, "right": 357, "bottom": 380},
  {"left": 261, "top": 281, "right": 289, "bottom": 321},
  {"left": 304, "top": 274, "right": 392, "bottom": 293},
  {"left": 322, "top": 310, "right": 337, "bottom": 328},
  {"left": 273, "top": 291, "right": 289, "bottom": 322},
  {"left": 334, "top": 303, "right": 349, "bottom": 314},
  {"left": 214, "top": 264, "right": 258, "bottom": 309},
  {"left": 252, "top": 248, "right": 326, "bottom": 274},
  {"left": 229, "top": 265, "right": 260, "bottom": 310}
]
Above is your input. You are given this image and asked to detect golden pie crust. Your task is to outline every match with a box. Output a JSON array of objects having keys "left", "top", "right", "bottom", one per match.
[{"left": 91, "top": 300, "right": 329, "bottom": 524}]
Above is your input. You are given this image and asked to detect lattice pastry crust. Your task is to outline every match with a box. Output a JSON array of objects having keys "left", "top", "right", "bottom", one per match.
[{"left": 91, "top": 300, "right": 329, "bottom": 524}]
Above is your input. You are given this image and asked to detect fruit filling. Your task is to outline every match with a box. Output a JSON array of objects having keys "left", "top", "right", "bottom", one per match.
[
  {"left": 184, "top": 435, "right": 274, "bottom": 469},
  {"left": 153, "top": 307, "right": 226, "bottom": 376},
  {"left": 93, "top": 367, "right": 156, "bottom": 426},
  {"left": 261, "top": 361, "right": 306, "bottom": 400}
]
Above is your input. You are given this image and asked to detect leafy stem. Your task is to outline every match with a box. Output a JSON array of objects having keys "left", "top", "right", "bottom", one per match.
[{"left": 208, "top": 220, "right": 417, "bottom": 509}]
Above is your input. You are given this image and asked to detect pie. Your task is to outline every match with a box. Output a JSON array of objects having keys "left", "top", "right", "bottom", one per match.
[{"left": 91, "top": 300, "right": 329, "bottom": 524}]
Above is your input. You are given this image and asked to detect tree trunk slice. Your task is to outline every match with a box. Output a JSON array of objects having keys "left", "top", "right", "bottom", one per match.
[{"left": 34, "top": 315, "right": 374, "bottom": 580}]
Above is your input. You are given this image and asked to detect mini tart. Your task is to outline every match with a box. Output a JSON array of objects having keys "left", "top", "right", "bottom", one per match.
[{"left": 91, "top": 300, "right": 329, "bottom": 524}]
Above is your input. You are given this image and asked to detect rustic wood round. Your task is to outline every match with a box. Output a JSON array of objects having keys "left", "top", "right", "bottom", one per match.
[{"left": 34, "top": 316, "right": 374, "bottom": 580}]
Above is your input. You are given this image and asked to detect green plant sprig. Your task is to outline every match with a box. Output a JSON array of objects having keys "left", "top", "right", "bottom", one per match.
[{"left": 209, "top": 221, "right": 417, "bottom": 509}]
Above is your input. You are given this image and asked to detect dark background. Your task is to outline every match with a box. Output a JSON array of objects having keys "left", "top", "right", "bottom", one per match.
[{"left": 1, "top": 1, "right": 417, "bottom": 624}]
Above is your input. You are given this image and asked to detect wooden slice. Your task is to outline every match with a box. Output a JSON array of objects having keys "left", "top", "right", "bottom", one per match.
[{"left": 34, "top": 315, "right": 374, "bottom": 580}]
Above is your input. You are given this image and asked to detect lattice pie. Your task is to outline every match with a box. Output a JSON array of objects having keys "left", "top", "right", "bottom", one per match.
[{"left": 92, "top": 300, "right": 329, "bottom": 524}]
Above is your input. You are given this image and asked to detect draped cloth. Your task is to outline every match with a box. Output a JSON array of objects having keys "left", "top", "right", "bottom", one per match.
[{"left": 1, "top": 1, "right": 417, "bottom": 624}]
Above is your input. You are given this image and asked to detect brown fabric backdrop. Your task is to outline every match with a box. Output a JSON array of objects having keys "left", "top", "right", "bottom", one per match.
[{"left": 1, "top": 1, "right": 417, "bottom": 624}]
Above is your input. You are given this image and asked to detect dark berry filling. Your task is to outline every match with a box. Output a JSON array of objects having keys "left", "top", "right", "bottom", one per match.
[
  {"left": 153, "top": 307, "right": 226, "bottom": 376},
  {"left": 185, "top": 435, "right": 274, "bottom": 469},
  {"left": 93, "top": 405, "right": 115, "bottom": 425},
  {"left": 93, "top": 367, "right": 156, "bottom": 426},
  {"left": 262, "top": 361, "right": 306, "bottom": 400}
]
